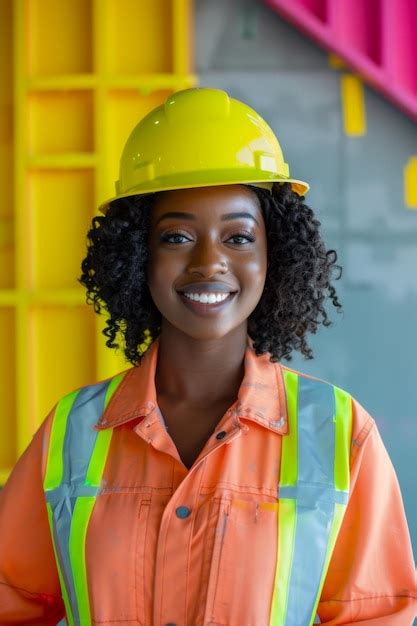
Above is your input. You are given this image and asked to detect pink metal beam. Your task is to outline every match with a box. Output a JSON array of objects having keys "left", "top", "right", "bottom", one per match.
[{"left": 263, "top": 0, "right": 417, "bottom": 122}]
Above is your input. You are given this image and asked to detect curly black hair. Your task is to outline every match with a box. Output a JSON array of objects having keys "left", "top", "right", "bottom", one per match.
[{"left": 79, "top": 182, "right": 342, "bottom": 366}]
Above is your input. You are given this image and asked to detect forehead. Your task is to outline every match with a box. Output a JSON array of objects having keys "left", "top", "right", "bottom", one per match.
[{"left": 151, "top": 184, "right": 262, "bottom": 223}]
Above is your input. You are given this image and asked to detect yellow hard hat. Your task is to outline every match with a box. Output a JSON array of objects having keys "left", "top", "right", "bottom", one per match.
[{"left": 99, "top": 87, "right": 309, "bottom": 214}]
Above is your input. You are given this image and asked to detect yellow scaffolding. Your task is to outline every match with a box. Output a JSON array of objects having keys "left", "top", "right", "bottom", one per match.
[{"left": 0, "top": 0, "right": 196, "bottom": 485}]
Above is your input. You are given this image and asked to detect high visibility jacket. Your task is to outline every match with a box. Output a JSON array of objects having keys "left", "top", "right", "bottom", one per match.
[
  {"left": 43, "top": 360, "right": 352, "bottom": 626},
  {"left": 1, "top": 336, "right": 416, "bottom": 625}
]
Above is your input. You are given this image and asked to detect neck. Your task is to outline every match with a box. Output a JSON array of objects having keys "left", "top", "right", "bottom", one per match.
[{"left": 154, "top": 322, "right": 248, "bottom": 408}]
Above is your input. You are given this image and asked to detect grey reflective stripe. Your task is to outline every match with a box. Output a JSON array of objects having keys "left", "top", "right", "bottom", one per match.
[
  {"left": 45, "top": 380, "right": 111, "bottom": 625},
  {"left": 279, "top": 484, "right": 348, "bottom": 506},
  {"left": 297, "top": 376, "right": 335, "bottom": 486},
  {"left": 284, "top": 376, "right": 349, "bottom": 626},
  {"left": 63, "top": 384, "right": 110, "bottom": 501},
  {"left": 46, "top": 483, "right": 102, "bottom": 509}
]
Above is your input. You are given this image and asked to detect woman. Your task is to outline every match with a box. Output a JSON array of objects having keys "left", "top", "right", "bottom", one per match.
[{"left": 0, "top": 88, "right": 415, "bottom": 626}]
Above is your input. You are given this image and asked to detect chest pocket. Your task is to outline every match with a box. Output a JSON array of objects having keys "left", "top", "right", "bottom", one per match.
[
  {"left": 202, "top": 496, "right": 279, "bottom": 626},
  {"left": 86, "top": 492, "right": 151, "bottom": 625}
]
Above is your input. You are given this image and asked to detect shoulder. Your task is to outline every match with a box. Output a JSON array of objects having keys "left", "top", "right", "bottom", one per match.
[
  {"left": 43, "top": 368, "right": 132, "bottom": 445},
  {"left": 279, "top": 363, "right": 376, "bottom": 460},
  {"left": 55, "top": 368, "right": 132, "bottom": 407}
]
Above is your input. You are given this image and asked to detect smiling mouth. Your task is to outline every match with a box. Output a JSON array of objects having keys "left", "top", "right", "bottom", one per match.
[{"left": 178, "top": 291, "right": 237, "bottom": 314}]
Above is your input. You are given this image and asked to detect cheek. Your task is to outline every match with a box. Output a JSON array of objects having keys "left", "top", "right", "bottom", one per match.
[
  {"left": 147, "top": 252, "right": 178, "bottom": 297},
  {"left": 147, "top": 264, "right": 164, "bottom": 296},
  {"left": 241, "top": 253, "right": 267, "bottom": 289}
]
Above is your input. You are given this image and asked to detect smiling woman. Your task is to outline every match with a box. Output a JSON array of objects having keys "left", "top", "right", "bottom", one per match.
[
  {"left": 0, "top": 87, "right": 415, "bottom": 626},
  {"left": 147, "top": 184, "right": 268, "bottom": 343},
  {"left": 78, "top": 179, "right": 344, "bottom": 477},
  {"left": 79, "top": 182, "right": 341, "bottom": 367}
]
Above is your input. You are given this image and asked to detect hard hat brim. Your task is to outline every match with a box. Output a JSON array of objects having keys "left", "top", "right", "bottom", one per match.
[{"left": 98, "top": 176, "right": 310, "bottom": 215}]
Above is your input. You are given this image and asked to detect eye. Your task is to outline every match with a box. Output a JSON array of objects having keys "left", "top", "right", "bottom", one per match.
[
  {"left": 160, "top": 229, "right": 191, "bottom": 244},
  {"left": 160, "top": 230, "right": 255, "bottom": 245},
  {"left": 230, "top": 232, "right": 255, "bottom": 243}
]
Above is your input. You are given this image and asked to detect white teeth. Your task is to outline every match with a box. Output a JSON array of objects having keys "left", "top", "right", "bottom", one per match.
[{"left": 183, "top": 292, "right": 230, "bottom": 304}]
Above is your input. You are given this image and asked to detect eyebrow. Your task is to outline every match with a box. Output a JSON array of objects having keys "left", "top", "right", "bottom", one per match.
[{"left": 155, "top": 211, "right": 260, "bottom": 226}]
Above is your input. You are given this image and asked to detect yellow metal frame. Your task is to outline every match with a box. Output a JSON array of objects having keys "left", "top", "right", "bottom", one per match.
[
  {"left": 0, "top": 0, "right": 196, "bottom": 485},
  {"left": 404, "top": 156, "right": 417, "bottom": 209},
  {"left": 340, "top": 74, "right": 367, "bottom": 136}
]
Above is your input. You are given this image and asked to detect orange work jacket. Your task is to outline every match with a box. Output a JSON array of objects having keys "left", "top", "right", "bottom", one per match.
[{"left": 0, "top": 335, "right": 416, "bottom": 625}]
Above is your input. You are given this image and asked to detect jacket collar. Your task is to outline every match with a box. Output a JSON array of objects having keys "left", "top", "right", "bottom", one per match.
[{"left": 95, "top": 335, "right": 288, "bottom": 435}]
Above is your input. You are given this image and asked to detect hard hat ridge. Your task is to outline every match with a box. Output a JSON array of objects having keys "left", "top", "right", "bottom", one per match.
[{"left": 164, "top": 87, "right": 231, "bottom": 122}]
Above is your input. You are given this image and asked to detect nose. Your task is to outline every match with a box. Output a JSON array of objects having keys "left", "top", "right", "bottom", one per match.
[{"left": 186, "top": 239, "right": 228, "bottom": 276}]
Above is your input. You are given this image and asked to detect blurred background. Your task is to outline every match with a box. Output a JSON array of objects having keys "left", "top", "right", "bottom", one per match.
[{"left": 0, "top": 0, "right": 416, "bottom": 575}]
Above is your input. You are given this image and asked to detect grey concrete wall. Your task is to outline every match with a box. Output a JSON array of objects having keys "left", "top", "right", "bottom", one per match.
[{"left": 195, "top": 0, "right": 417, "bottom": 560}]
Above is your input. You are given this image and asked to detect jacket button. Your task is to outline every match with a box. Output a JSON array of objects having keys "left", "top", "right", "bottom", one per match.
[
  {"left": 216, "top": 430, "right": 226, "bottom": 439},
  {"left": 176, "top": 506, "right": 191, "bottom": 518}
]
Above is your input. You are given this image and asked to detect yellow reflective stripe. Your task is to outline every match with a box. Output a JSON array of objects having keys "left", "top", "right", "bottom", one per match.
[
  {"left": 71, "top": 373, "right": 126, "bottom": 621},
  {"left": 46, "top": 502, "right": 75, "bottom": 626},
  {"left": 333, "top": 386, "right": 352, "bottom": 492},
  {"left": 280, "top": 370, "right": 298, "bottom": 487},
  {"left": 69, "top": 496, "right": 96, "bottom": 625},
  {"left": 308, "top": 502, "right": 346, "bottom": 624},
  {"left": 85, "top": 373, "right": 126, "bottom": 487},
  {"left": 270, "top": 370, "right": 299, "bottom": 626},
  {"left": 104, "top": 372, "right": 126, "bottom": 409},
  {"left": 85, "top": 429, "right": 113, "bottom": 487},
  {"left": 44, "top": 390, "right": 79, "bottom": 491},
  {"left": 269, "top": 499, "right": 297, "bottom": 626}
]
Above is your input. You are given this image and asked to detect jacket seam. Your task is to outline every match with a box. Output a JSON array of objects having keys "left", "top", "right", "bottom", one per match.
[
  {"left": 0, "top": 580, "right": 61, "bottom": 600},
  {"left": 97, "top": 368, "right": 137, "bottom": 427},
  {"left": 320, "top": 592, "right": 417, "bottom": 602},
  {"left": 275, "top": 362, "right": 288, "bottom": 426},
  {"left": 350, "top": 415, "right": 375, "bottom": 467}
]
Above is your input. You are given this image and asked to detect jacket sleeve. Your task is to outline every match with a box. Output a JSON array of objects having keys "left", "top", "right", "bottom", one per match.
[
  {"left": 317, "top": 398, "right": 417, "bottom": 625},
  {"left": 0, "top": 408, "right": 65, "bottom": 626}
]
